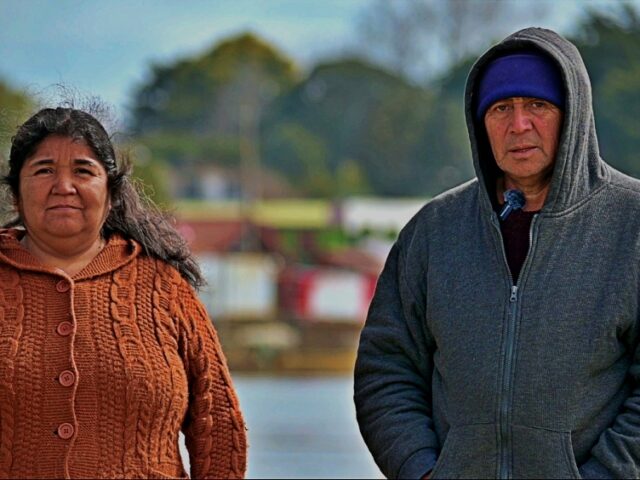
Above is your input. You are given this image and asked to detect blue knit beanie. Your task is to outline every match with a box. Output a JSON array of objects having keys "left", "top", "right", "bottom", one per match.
[{"left": 476, "top": 51, "right": 565, "bottom": 120}]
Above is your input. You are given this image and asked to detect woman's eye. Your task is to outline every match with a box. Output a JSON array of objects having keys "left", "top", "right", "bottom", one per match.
[{"left": 34, "top": 168, "right": 53, "bottom": 175}]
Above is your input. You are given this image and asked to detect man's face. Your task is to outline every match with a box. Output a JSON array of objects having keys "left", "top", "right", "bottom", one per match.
[{"left": 484, "top": 97, "right": 563, "bottom": 185}]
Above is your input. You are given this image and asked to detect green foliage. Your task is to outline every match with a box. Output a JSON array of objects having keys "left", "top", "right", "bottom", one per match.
[
  {"left": 128, "top": 10, "right": 640, "bottom": 200},
  {"left": 124, "top": 143, "right": 173, "bottom": 207},
  {"left": 315, "top": 227, "right": 353, "bottom": 250},
  {"left": 132, "top": 32, "right": 298, "bottom": 136},
  {"left": 0, "top": 80, "right": 32, "bottom": 225},
  {"left": 261, "top": 123, "right": 331, "bottom": 196},
  {"left": 263, "top": 59, "right": 448, "bottom": 196},
  {"left": 335, "top": 159, "right": 370, "bottom": 197},
  {"left": 0, "top": 80, "right": 33, "bottom": 160},
  {"left": 131, "top": 32, "right": 476, "bottom": 198},
  {"left": 572, "top": 5, "right": 640, "bottom": 178},
  {"left": 417, "top": 95, "right": 473, "bottom": 194},
  {"left": 131, "top": 32, "right": 300, "bottom": 199},
  {"left": 136, "top": 132, "right": 241, "bottom": 167}
]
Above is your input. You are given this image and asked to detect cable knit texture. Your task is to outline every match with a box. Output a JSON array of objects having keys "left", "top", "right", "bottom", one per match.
[{"left": 0, "top": 228, "right": 247, "bottom": 479}]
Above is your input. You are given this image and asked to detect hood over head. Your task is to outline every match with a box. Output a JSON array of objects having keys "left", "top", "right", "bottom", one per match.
[{"left": 465, "top": 27, "right": 608, "bottom": 215}]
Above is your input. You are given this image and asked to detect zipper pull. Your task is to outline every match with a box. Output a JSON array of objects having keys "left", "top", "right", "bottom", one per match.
[{"left": 510, "top": 286, "right": 518, "bottom": 302}]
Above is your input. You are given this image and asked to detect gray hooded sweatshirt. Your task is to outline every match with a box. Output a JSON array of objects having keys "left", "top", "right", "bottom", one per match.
[{"left": 354, "top": 28, "right": 640, "bottom": 479}]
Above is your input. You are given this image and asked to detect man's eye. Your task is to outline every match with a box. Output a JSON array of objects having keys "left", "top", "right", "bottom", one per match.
[{"left": 494, "top": 104, "right": 509, "bottom": 112}]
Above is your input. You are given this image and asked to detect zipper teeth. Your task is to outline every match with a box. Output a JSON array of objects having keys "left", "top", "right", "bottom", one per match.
[
  {"left": 492, "top": 213, "right": 539, "bottom": 479},
  {"left": 500, "top": 287, "right": 517, "bottom": 479},
  {"left": 490, "top": 214, "right": 512, "bottom": 479}
]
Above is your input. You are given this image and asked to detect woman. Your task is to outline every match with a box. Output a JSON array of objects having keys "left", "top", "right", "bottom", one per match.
[{"left": 0, "top": 107, "right": 247, "bottom": 479}]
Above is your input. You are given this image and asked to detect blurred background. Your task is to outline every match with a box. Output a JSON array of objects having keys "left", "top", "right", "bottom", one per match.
[{"left": 2, "top": 0, "right": 640, "bottom": 477}]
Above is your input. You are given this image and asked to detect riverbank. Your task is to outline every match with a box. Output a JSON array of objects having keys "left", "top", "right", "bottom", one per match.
[{"left": 217, "top": 320, "right": 363, "bottom": 374}]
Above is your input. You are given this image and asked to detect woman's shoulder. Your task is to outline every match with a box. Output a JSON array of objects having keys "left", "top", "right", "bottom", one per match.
[
  {"left": 0, "top": 229, "right": 29, "bottom": 268},
  {"left": 111, "top": 237, "right": 197, "bottom": 299},
  {"left": 139, "top": 255, "right": 194, "bottom": 295}
]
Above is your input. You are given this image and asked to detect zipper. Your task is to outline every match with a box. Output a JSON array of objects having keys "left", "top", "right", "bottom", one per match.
[
  {"left": 491, "top": 213, "right": 538, "bottom": 479},
  {"left": 499, "top": 284, "right": 518, "bottom": 479}
]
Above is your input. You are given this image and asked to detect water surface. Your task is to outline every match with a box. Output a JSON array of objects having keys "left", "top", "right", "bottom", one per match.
[{"left": 181, "top": 375, "right": 383, "bottom": 478}]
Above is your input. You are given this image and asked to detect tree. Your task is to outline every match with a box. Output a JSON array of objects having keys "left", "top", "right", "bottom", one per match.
[
  {"left": 0, "top": 80, "right": 33, "bottom": 225},
  {"left": 572, "top": 5, "right": 640, "bottom": 178},
  {"left": 261, "top": 123, "right": 334, "bottom": 197},
  {"left": 132, "top": 32, "right": 298, "bottom": 136},
  {"left": 0, "top": 79, "right": 33, "bottom": 159},
  {"left": 130, "top": 32, "right": 300, "bottom": 200},
  {"left": 357, "top": 0, "right": 549, "bottom": 82},
  {"left": 262, "top": 59, "right": 470, "bottom": 197}
]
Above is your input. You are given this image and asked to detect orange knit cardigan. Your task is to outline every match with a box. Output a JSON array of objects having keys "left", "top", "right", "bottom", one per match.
[{"left": 0, "top": 229, "right": 246, "bottom": 479}]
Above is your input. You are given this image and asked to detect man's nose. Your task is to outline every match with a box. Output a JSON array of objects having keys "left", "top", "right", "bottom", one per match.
[
  {"left": 51, "top": 171, "right": 77, "bottom": 195},
  {"left": 509, "top": 106, "right": 533, "bottom": 133}
]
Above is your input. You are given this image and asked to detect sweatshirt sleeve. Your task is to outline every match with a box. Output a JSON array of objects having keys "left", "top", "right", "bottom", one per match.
[
  {"left": 581, "top": 341, "right": 640, "bottom": 479},
  {"left": 177, "top": 280, "right": 247, "bottom": 479},
  {"left": 354, "top": 228, "right": 439, "bottom": 479}
]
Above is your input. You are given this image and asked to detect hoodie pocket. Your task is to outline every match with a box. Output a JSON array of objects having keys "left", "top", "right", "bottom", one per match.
[
  {"left": 430, "top": 423, "right": 497, "bottom": 479},
  {"left": 511, "top": 424, "right": 580, "bottom": 479}
]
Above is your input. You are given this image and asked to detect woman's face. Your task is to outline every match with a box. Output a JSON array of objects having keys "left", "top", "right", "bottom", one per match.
[{"left": 18, "top": 135, "right": 110, "bottom": 249}]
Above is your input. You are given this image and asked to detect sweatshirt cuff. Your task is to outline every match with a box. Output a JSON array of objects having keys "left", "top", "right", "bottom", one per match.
[
  {"left": 578, "top": 457, "right": 612, "bottom": 479},
  {"left": 397, "top": 447, "right": 438, "bottom": 479}
]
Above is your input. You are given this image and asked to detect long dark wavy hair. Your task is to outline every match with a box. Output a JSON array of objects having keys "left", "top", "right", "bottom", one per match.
[{"left": 3, "top": 107, "right": 204, "bottom": 288}]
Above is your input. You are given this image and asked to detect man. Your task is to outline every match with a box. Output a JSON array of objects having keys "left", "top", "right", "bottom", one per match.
[{"left": 354, "top": 27, "right": 640, "bottom": 479}]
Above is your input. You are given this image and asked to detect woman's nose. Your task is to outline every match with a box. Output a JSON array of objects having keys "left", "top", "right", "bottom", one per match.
[{"left": 51, "top": 172, "right": 77, "bottom": 195}]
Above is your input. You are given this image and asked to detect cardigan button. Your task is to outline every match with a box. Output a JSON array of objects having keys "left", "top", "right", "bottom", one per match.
[
  {"left": 56, "top": 322, "right": 74, "bottom": 336},
  {"left": 58, "top": 370, "right": 75, "bottom": 387},
  {"left": 57, "top": 423, "right": 74, "bottom": 439},
  {"left": 56, "top": 280, "right": 70, "bottom": 293}
]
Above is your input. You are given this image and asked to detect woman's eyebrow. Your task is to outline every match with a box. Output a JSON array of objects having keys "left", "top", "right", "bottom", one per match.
[
  {"left": 25, "top": 158, "right": 54, "bottom": 167},
  {"left": 73, "top": 158, "right": 100, "bottom": 166},
  {"left": 25, "top": 158, "right": 99, "bottom": 167}
]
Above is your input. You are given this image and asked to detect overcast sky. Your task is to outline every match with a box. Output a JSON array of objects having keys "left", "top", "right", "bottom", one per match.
[
  {"left": 0, "top": 1, "right": 369, "bottom": 112},
  {"left": 0, "top": 0, "right": 623, "bottom": 119}
]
